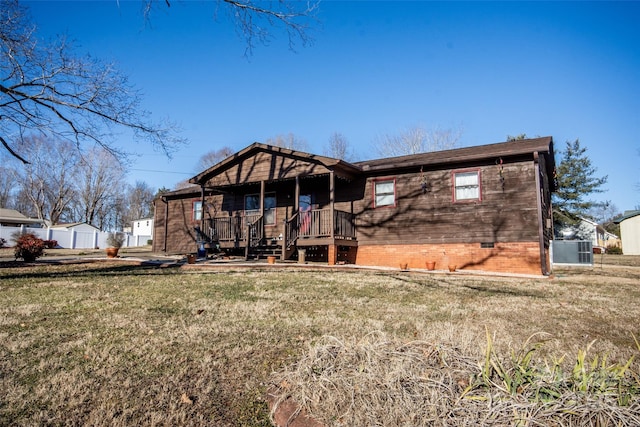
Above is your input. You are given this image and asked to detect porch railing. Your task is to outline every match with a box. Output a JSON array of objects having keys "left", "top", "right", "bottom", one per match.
[
  {"left": 285, "top": 212, "right": 299, "bottom": 251},
  {"left": 202, "top": 213, "right": 262, "bottom": 243},
  {"left": 287, "top": 209, "right": 356, "bottom": 242},
  {"left": 247, "top": 215, "right": 264, "bottom": 247},
  {"left": 204, "top": 209, "right": 355, "bottom": 248},
  {"left": 334, "top": 210, "right": 356, "bottom": 238}
]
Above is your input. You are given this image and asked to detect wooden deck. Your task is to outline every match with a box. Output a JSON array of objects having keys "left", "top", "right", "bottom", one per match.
[{"left": 200, "top": 209, "right": 356, "bottom": 254}]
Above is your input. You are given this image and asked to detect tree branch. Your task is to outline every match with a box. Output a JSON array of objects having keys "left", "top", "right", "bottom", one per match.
[{"left": 0, "top": 135, "right": 29, "bottom": 163}]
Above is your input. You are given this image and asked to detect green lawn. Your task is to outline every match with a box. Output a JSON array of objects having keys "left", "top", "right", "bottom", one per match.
[{"left": 1, "top": 259, "right": 639, "bottom": 426}]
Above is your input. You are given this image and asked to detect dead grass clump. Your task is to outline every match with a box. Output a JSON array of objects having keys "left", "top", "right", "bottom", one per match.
[{"left": 271, "top": 332, "right": 640, "bottom": 426}]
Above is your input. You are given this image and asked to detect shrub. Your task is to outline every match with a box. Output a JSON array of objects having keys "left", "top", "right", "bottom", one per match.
[
  {"left": 147, "top": 239, "right": 153, "bottom": 246},
  {"left": 607, "top": 246, "right": 623, "bottom": 255},
  {"left": 14, "top": 233, "right": 45, "bottom": 262},
  {"left": 106, "top": 232, "right": 125, "bottom": 248},
  {"left": 43, "top": 239, "right": 58, "bottom": 249},
  {"left": 0, "top": 237, "right": 6, "bottom": 248}
]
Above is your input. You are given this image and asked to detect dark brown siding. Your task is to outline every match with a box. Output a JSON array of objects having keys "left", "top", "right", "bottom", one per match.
[
  {"left": 154, "top": 197, "right": 200, "bottom": 254},
  {"left": 352, "top": 159, "right": 540, "bottom": 246},
  {"left": 152, "top": 198, "right": 167, "bottom": 253},
  {"left": 204, "top": 152, "right": 332, "bottom": 187}
]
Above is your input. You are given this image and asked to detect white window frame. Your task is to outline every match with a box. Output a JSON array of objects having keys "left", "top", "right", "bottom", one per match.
[
  {"left": 453, "top": 170, "right": 481, "bottom": 202},
  {"left": 373, "top": 178, "right": 396, "bottom": 208},
  {"left": 193, "top": 200, "right": 203, "bottom": 221}
]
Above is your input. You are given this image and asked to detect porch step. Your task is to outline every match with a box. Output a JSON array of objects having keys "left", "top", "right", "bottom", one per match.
[{"left": 249, "top": 245, "right": 282, "bottom": 260}]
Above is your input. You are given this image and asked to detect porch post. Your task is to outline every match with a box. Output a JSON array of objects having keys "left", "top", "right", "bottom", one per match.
[
  {"left": 329, "top": 170, "right": 335, "bottom": 239},
  {"left": 329, "top": 171, "right": 337, "bottom": 266},
  {"left": 259, "top": 180, "right": 265, "bottom": 244},
  {"left": 259, "top": 180, "right": 265, "bottom": 217},
  {"left": 281, "top": 213, "right": 287, "bottom": 261},
  {"left": 294, "top": 176, "right": 300, "bottom": 212},
  {"left": 200, "top": 185, "right": 206, "bottom": 235},
  {"left": 245, "top": 223, "right": 250, "bottom": 260}
]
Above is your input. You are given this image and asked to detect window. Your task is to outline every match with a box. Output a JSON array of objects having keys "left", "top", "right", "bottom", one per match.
[
  {"left": 374, "top": 179, "right": 396, "bottom": 207},
  {"left": 193, "top": 200, "right": 203, "bottom": 221},
  {"left": 245, "top": 193, "right": 276, "bottom": 225},
  {"left": 453, "top": 170, "right": 481, "bottom": 202}
]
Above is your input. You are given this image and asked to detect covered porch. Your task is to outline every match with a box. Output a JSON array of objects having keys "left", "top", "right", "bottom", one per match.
[
  {"left": 189, "top": 143, "right": 362, "bottom": 264},
  {"left": 199, "top": 206, "right": 357, "bottom": 262}
]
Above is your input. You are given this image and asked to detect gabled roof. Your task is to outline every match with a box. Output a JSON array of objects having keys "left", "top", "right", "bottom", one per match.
[
  {"left": 0, "top": 208, "right": 43, "bottom": 224},
  {"left": 614, "top": 210, "right": 640, "bottom": 224},
  {"left": 181, "top": 137, "right": 554, "bottom": 193},
  {"left": 190, "top": 142, "right": 362, "bottom": 186},
  {"left": 355, "top": 137, "right": 554, "bottom": 172},
  {"left": 50, "top": 222, "right": 100, "bottom": 230}
]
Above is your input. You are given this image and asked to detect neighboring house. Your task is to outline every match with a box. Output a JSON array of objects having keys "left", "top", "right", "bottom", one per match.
[
  {"left": 50, "top": 222, "right": 100, "bottom": 233},
  {"left": 614, "top": 210, "right": 640, "bottom": 255},
  {"left": 0, "top": 208, "right": 44, "bottom": 227},
  {"left": 132, "top": 218, "right": 154, "bottom": 238},
  {"left": 554, "top": 215, "right": 620, "bottom": 252},
  {"left": 153, "top": 137, "right": 556, "bottom": 275}
]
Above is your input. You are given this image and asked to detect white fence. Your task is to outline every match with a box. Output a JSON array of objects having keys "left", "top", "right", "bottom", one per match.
[{"left": 0, "top": 225, "right": 151, "bottom": 249}]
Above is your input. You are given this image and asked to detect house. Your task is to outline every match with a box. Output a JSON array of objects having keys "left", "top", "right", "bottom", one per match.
[
  {"left": 0, "top": 208, "right": 44, "bottom": 227},
  {"left": 153, "top": 137, "right": 556, "bottom": 275},
  {"left": 554, "top": 214, "right": 620, "bottom": 253},
  {"left": 132, "top": 218, "right": 154, "bottom": 238},
  {"left": 50, "top": 222, "right": 100, "bottom": 233},
  {"left": 614, "top": 210, "right": 640, "bottom": 255}
]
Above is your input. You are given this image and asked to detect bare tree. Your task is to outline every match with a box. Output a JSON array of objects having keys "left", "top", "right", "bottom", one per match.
[
  {"left": 0, "top": 0, "right": 184, "bottom": 163},
  {"left": 506, "top": 133, "right": 528, "bottom": 141},
  {"left": 13, "top": 135, "right": 79, "bottom": 224},
  {"left": 195, "top": 146, "right": 235, "bottom": 172},
  {"left": 588, "top": 201, "right": 619, "bottom": 225},
  {"left": 374, "top": 125, "right": 463, "bottom": 158},
  {"left": 122, "top": 180, "right": 155, "bottom": 228},
  {"left": 144, "top": 0, "right": 319, "bottom": 54},
  {"left": 72, "top": 147, "right": 126, "bottom": 229},
  {"left": 0, "top": 164, "right": 16, "bottom": 208},
  {"left": 265, "top": 133, "right": 309, "bottom": 151},
  {"left": 324, "top": 132, "right": 353, "bottom": 161},
  {"left": 173, "top": 179, "right": 199, "bottom": 190}
]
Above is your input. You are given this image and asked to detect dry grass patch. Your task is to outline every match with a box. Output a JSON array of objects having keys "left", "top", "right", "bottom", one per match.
[
  {"left": 271, "top": 331, "right": 640, "bottom": 426},
  {"left": 1, "top": 260, "right": 639, "bottom": 426}
]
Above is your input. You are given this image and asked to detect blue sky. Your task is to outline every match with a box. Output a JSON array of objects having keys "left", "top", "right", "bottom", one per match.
[{"left": 26, "top": 1, "right": 640, "bottom": 213}]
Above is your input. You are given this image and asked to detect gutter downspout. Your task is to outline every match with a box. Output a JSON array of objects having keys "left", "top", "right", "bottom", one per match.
[
  {"left": 533, "top": 152, "right": 548, "bottom": 275},
  {"left": 200, "top": 185, "right": 206, "bottom": 236},
  {"left": 161, "top": 195, "right": 168, "bottom": 253}
]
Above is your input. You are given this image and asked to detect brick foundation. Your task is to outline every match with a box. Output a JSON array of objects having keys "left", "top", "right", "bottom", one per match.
[{"left": 355, "top": 242, "right": 544, "bottom": 275}]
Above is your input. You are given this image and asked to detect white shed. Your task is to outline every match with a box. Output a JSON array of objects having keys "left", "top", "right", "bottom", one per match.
[
  {"left": 50, "top": 222, "right": 100, "bottom": 233},
  {"left": 615, "top": 211, "right": 640, "bottom": 255}
]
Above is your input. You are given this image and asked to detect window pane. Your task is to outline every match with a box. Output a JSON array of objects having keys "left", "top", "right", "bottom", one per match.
[
  {"left": 456, "top": 186, "right": 479, "bottom": 200},
  {"left": 455, "top": 172, "right": 478, "bottom": 186},
  {"left": 454, "top": 171, "right": 480, "bottom": 201},
  {"left": 264, "top": 208, "right": 276, "bottom": 225},
  {"left": 375, "top": 181, "right": 394, "bottom": 194},
  {"left": 376, "top": 194, "right": 395, "bottom": 206},
  {"left": 374, "top": 180, "right": 395, "bottom": 207},
  {"left": 193, "top": 201, "right": 203, "bottom": 220},
  {"left": 265, "top": 195, "right": 276, "bottom": 210},
  {"left": 245, "top": 195, "right": 259, "bottom": 211}
]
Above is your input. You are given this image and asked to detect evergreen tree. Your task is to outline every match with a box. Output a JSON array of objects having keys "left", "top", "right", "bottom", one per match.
[{"left": 553, "top": 139, "right": 607, "bottom": 218}]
